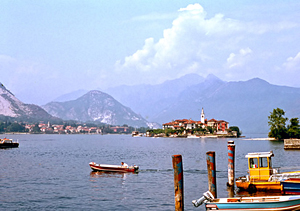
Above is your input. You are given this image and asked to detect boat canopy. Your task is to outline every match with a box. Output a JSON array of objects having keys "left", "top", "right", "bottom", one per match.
[{"left": 245, "top": 151, "right": 274, "bottom": 158}]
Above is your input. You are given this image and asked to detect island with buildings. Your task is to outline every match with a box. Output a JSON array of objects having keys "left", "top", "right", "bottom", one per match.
[{"left": 146, "top": 108, "right": 240, "bottom": 138}]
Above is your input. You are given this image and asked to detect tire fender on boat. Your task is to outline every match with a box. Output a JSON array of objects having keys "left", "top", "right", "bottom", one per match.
[{"left": 248, "top": 184, "right": 257, "bottom": 193}]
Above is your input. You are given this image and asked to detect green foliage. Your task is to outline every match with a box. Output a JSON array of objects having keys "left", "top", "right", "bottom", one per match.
[
  {"left": 31, "top": 123, "right": 41, "bottom": 133},
  {"left": 5, "top": 122, "right": 25, "bottom": 132},
  {"left": 287, "top": 118, "right": 300, "bottom": 138},
  {"left": 229, "top": 126, "right": 241, "bottom": 137},
  {"left": 148, "top": 129, "right": 165, "bottom": 134},
  {"left": 268, "top": 108, "right": 288, "bottom": 140},
  {"left": 207, "top": 126, "right": 215, "bottom": 134},
  {"left": 0, "top": 122, "right": 7, "bottom": 132}
]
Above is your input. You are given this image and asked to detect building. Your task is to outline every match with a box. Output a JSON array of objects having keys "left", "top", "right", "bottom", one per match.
[
  {"left": 162, "top": 108, "right": 229, "bottom": 132},
  {"left": 207, "top": 119, "right": 229, "bottom": 132}
]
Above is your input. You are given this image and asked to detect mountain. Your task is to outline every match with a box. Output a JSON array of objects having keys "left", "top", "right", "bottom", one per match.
[
  {"left": 42, "top": 90, "right": 153, "bottom": 128},
  {"left": 0, "top": 83, "right": 58, "bottom": 122},
  {"left": 103, "top": 75, "right": 300, "bottom": 134},
  {"left": 150, "top": 77, "right": 300, "bottom": 134},
  {"left": 51, "top": 89, "right": 89, "bottom": 102},
  {"left": 46, "top": 73, "right": 300, "bottom": 134},
  {"left": 104, "top": 73, "right": 205, "bottom": 120}
]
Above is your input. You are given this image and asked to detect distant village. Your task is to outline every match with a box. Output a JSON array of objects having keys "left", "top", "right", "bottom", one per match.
[
  {"left": 0, "top": 121, "right": 143, "bottom": 135},
  {"left": 24, "top": 122, "right": 140, "bottom": 134}
]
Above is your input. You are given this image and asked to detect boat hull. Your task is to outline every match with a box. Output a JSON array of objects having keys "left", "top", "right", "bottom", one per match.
[
  {"left": 205, "top": 196, "right": 300, "bottom": 211},
  {"left": 236, "top": 180, "right": 281, "bottom": 192},
  {"left": 0, "top": 143, "right": 19, "bottom": 148},
  {"left": 281, "top": 179, "right": 300, "bottom": 195},
  {"left": 89, "top": 162, "right": 138, "bottom": 173}
]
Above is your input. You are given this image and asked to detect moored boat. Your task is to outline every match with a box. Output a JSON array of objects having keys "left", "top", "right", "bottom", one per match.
[
  {"left": 132, "top": 131, "right": 142, "bottom": 137},
  {"left": 281, "top": 178, "right": 300, "bottom": 195},
  {"left": 236, "top": 151, "right": 300, "bottom": 192},
  {"left": 89, "top": 162, "right": 139, "bottom": 173},
  {"left": 0, "top": 138, "right": 19, "bottom": 148},
  {"left": 192, "top": 191, "right": 300, "bottom": 210},
  {"left": 187, "top": 135, "right": 199, "bottom": 138}
]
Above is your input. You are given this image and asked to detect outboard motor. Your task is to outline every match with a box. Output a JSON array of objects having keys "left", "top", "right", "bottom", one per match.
[{"left": 192, "top": 191, "right": 214, "bottom": 207}]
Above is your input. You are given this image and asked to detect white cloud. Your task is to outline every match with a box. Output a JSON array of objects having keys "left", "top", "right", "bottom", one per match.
[
  {"left": 178, "top": 3, "right": 205, "bottom": 15},
  {"left": 283, "top": 52, "right": 300, "bottom": 70},
  {"left": 121, "top": 38, "right": 155, "bottom": 71},
  {"left": 115, "top": 3, "right": 299, "bottom": 86},
  {"left": 226, "top": 48, "right": 253, "bottom": 69},
  {"left": 115, "top": 4, "right": 249, "bottom": 83}
]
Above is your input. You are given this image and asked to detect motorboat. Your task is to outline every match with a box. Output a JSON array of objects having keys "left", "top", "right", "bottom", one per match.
[
  {"left": 192, "top": 190, "right": 300, "bottom": 210},
  {"left": 236, "top": 151, "right": 300, "bottom": 192},
  {"left": 0, "top": 138, "right": 19, "bottom": 148},
  {"left": 281, "top": 178, "right": 300, "bottom": 195},
  {"left": 89, "top": 162, "right": 139, "bottom": 173}
]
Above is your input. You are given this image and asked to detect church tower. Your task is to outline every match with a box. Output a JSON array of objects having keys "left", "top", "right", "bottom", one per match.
[{"left": 201, "top": 108, "right": 205, "bottom": 123}]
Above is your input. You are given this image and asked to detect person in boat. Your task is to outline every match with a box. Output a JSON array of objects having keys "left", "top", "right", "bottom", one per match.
[{"left": 121, "top": 162, "right": 128, "bottom": 168}]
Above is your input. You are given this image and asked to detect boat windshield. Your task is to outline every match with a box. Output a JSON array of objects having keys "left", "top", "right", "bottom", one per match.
[{"left": 259, "top": 157, "right": 268, "bottom": 168}]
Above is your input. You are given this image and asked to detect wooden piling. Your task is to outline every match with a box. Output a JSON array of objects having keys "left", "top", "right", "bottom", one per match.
[
  {"left": 227, "top": 140, "right": 235, "bottom": 187},
  {"left": 172, "top": 154, "right": 184, "bottom": 211},
  {"left": 206, "top": 151, "right": 217, "bottom": 198}
]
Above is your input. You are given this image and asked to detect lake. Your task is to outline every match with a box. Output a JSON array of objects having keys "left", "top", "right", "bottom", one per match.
[{"left": 1, "top": 134, "right": 300, "bottom": 210}]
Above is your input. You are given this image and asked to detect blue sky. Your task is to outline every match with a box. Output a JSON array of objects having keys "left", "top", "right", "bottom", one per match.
[{"left": 1, "top": 1, "right": 300, "bottom": 105}]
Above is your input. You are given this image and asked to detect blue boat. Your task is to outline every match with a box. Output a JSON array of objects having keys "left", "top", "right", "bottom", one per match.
[
  {"left": 192, "top": 191, "right": 300, "bottom": 210},
  {"left": 281, "top": 178, "right": 300, "bottom": 195}
]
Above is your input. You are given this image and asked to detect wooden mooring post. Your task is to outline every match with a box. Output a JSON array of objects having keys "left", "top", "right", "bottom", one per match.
[
  {"left": 172, "top": 154, "right": 184, "bottom": 211},
  {"left": 227, "top": 140, "right": 235, "bottom": 187},
  {"left": 206, "top": 151, "right": 217, "bottom": 198}
]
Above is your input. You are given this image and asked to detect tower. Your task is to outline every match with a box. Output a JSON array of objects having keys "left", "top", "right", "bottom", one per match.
[{"left": 201, "top": 108, "right": 205, "bottom": 123}]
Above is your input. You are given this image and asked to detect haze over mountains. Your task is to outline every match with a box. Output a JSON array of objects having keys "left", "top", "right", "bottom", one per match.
[
  {"left": 43, "top": 74, "right": 300, "bottom": 134},
  {"left": 42, "top": 90, "right": 152, "bottom": 128},
  {"left": 104, "top": 74, "right": 300, "bottom": 134},
  {"left": 1, "top": 73, "right": 300, "bottom": 134}
]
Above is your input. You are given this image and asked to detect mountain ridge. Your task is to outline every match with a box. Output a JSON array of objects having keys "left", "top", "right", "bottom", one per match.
[
  {"left": 42, "top": 90, "right": 154, "bottom": 128},
  {"left": 0, "top": 82, "right": 59, "bottom": 122}
]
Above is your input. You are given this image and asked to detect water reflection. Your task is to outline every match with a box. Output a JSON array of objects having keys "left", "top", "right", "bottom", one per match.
[{"left": 89, "top": 171, "right": 138, "bottom": 179}]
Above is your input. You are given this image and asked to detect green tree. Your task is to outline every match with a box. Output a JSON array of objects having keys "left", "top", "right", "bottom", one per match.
[
  {"left": 229, "top": 126, "right": 241, "bottom": 137},
  {"left": 287, "top": 118, "right": 300, "bottom": 138},
  {"left": 6, "top": 122, "right": 25, "bottom": 132},
  {"left": 0, "top": 122, "right": 5, "bottom": 132},
  {"left": 31, "top": 123, "right": 41, "bottom": 134},
  {"left": 268, "top": 108, "right": 288, "bottom": 140},
  {"left": 207, "top": 126, "right": 215, "bottom": 134}
]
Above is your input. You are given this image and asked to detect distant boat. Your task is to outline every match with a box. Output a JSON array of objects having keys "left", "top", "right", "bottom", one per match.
[
  {"left": 200, "top": 135, "right": 218, "bottom": 138},
  {"left": 187, "top": 135, "right": 199, "bottom": 138},
  {"left": 132, "top": 131, "right": 142, "bottom": 137},
  {"left": 0, "top": 138, "right": 19, "bottom": 148},
  {"left": 192, "top": 191, "right": 300, "bottom": 210},
  {"left": 281, "top": 178, "right": 300, "bottom": 195},
  {"left": 236, "top": 151, "right": 300, "bottom": 192},
  {"left": 89, "top": 162, "right": 139, "bottom": 173}
]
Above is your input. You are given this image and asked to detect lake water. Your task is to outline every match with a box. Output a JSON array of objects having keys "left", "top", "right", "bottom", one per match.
[{"left": 1, "top": 134, "right": 300, "bottom": 210}]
